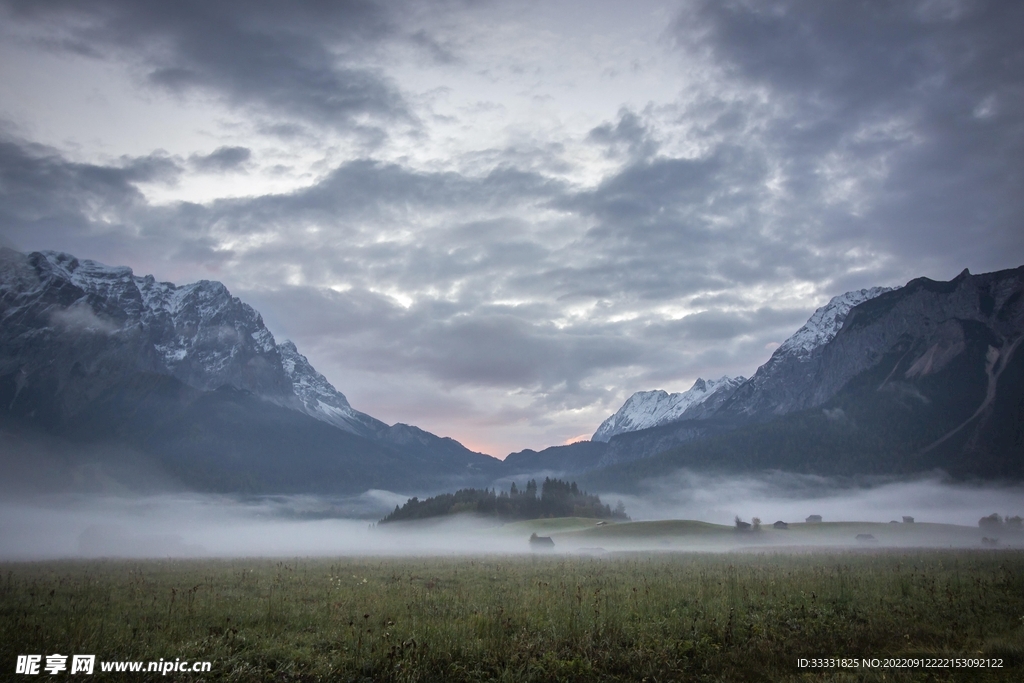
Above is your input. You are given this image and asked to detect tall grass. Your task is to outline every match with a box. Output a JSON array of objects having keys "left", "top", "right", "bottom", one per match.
[{"left": 1, "top": 551, "right": 1022, "bottom": 681}]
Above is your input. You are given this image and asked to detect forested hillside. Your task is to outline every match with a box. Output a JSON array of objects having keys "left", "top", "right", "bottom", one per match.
[{"left": 380, "top": 478, "right": 629, "bottom": 523}]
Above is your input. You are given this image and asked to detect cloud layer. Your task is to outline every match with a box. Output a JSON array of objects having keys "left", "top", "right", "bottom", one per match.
[{"left": 0, "top": 0, "right": 1021, "bottom": 455}]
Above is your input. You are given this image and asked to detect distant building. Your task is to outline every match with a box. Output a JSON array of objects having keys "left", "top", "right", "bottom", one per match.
[
  {"left": 773, "top": 521, "right": 788, "bottom": 529},
  {"left": 529, "top": 533, "right": 555, "bottom": 548},
  {"left": 805, "top": 515, "right": 822, "bottom": 524},
  {"left": 735, "top": 520, "right": 751, "bottom": 531},
  {"left": 902, "top": 516, "right": 915, "bottom": 523},
  {"left": 856, "top": 533, "right": 877, "bottom": 542}
]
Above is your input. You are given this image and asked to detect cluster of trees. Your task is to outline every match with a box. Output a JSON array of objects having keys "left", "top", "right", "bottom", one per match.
[
  {"left": 979, "top": 514, "right": 1023, "bottom": 530},
  {"left": 734, "top": 516, "right": 762, "bottom": 531},
  {"left": 379, "top": 478, "right": 629, "bottom": 524}
]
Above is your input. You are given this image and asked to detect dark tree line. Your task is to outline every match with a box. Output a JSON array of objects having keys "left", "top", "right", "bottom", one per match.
[
  {"left": 979, "top": 513, "right": 1023, "bottom": 530},
  {"left": 379, "top": 478, "right": 629, "bottom": 524}
]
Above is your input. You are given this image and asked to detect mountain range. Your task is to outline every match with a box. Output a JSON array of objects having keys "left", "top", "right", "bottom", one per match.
[
  {"left": 0, "top": 249, "right": 501, "bottom": 495},
  {"left": 506, "top": 269, "right": 1024, "bottom": 483},
  {"left": 591, "top": 286, "right": 896, "bottom": 444},
  {"left": 2, "top": 248, "right": 1022, "bottom": 496}
]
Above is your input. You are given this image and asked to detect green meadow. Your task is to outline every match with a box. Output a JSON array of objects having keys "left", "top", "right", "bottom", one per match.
[{"left": 2, "top": 546, "right": 1023, "bottom": 681}]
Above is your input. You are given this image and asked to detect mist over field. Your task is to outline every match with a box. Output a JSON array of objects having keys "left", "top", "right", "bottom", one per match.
[
  {"left": 604, "top": 470, "right": 1024, "bottom": 527},
  {"left": 1, "top": 472, "right": 1020, "bottom": 560},
  {"left": 0, "top": 492, "right": 500, "bottom": 560}
]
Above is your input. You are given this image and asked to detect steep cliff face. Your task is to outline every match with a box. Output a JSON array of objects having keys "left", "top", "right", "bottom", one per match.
[
  {"left": 0, "top": 249, "right": 296, "bottom": 427},
  {"left": 812, "top": 269, "right": 1023, "bottom": 410},
  {"left": 720, "top": 268, "right": 1024, "bottom": 426}
]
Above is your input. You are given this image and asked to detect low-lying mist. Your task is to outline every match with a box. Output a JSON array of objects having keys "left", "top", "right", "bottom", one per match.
[
  {"left": 603, "top": 469, "right": 1024, "bottom": 527},
  {"left": 0, "top": 492, "right": 512, "bottom": 560},
  {"left": 1, "top": 470, "right": 1021, "bottom": 560}
]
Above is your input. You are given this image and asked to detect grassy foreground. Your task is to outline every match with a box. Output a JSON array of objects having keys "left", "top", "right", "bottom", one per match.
[{"left": 2, "top": 551, "right": 1023, "bottom": 682}]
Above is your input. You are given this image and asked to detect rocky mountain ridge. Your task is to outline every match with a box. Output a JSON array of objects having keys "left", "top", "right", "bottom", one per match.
[
  {"left": 277, "top": 340, "right": 387, "bottom": 439},
  {"left": 3, "top": 248, "right": 1021, "bottom": 492},
  {"left": 593, "top": 286, "right": 896, "bottom": 440},
  {"left": 592, "top": 376, "right": 746, "bottom": 442},
  {"left": 719, "top": 286, "right": 896, "bottom": 418},
  {"left": 0, "top": 248, "right": 499, "bottom": 494},
  {"left": 580, "top": 266, "right": 1024, "bottom": 487}
]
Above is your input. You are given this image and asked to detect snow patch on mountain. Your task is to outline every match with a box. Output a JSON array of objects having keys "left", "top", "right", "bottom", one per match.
[
  {"left": 28, "top": 251, "right": 287, "bottom": 391},
  {"left": 776, "top": 287, "right": 896, "bottom": 357},
  {"left": 719, "top": 285, "right": 899, "bottom": 418},
  {"left": 277, "top": 340, "right": 386, "bottom": 439},
  {"left": 7, "top": 251, "right": 382, "bottom": 426},
  {"left": 21, "top": 252, "right": 400, "bottom": 437},
  {"left": 592, "top": 376, "right": 746, "bottom": 442}
]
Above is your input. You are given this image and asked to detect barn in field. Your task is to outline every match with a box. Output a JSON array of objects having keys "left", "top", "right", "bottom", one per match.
[{"left": 529, "top": 533, "right": 555, "bottom": 549}]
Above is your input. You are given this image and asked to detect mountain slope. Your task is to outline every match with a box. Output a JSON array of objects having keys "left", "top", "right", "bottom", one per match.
[
  {"left": 717, "top": 286, "right": 895, "bottom": 418},
  {"left": 0, "top": 248, "right": 500, "bottom": 494},
  {"left": 582, "top": 267, "right": 1024, "bottom": 488},
  {"left": 278, "top": 339, "right": 387, "bottom": 439},
  {"left": 589, "top": 287, "right": 893, "bottom": 443},
  {"left": 592, "top": 376, "right": 745, "bottom": 442}
]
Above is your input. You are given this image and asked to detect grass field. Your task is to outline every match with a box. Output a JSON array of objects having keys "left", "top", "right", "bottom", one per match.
[{"left": 2, "top": 549, "right": 1023, "bottom": 681}]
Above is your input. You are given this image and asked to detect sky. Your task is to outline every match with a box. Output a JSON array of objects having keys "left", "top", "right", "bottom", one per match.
[{"left": 0, "top": 0, "right": 1022, "bottom": 459}]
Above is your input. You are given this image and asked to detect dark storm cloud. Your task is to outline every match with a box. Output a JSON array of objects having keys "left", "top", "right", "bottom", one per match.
[
  {"left": 4, "top": 0, "right": 1023, "bottom": 422},
  {"left": 0, "top": 133, "right": 567, "bottom": 285},
  {"left": 118, "top": 152, "right": 182, "bottom": 183},
  {"left": 1, "top": 0, "right": 414, "bottom": 135},
  {"left": 547, "top": 0, "right": 1024, "bottom": 331},
  {"left": 557, "top": 144, "right": 815, "bottom": 302},
  {"left": 587, "top": 108, "right": 659, "bottom": 162},
  {"left": 190, "top": 146, "right": 251, "bottom": 172},
  {"left": 210, "top": 160, "right": 564, "bottom": 235},
  {"left": 408, "top": 28, "right": 460, "bottom": 65},
  {"left": 0, "top": 135, "right": 221, "bottom": 266},
  {"left": 674, "top": 0, "right": 1024, "bottom": 273},
  {"left": 643, "top": 307, "right": 809, "bottom": 343},
  {"left": 0, "top": 137, "right": 143, "bottom": 240},
  {"left": 247, "top": 286, "right": 644, "bottom": 392},
  {"left": 397, "top": 312, "right": 638, "bottom": 389}
]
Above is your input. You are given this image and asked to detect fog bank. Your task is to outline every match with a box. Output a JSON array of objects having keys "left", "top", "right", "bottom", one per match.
[
  {"left": 604, "top": 470, "right": 1024, "bottom": 526},
  {"left": 0, "top": 493, "right": 516, "bottom": 560},
  {"left": 1, "top": 472, "right": 1022, "bottom": 559}
]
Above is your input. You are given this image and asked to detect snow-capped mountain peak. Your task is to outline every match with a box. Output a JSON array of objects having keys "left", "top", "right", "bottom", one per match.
[
  {"left": 2, "top": 250, "right": 390, "bottom": 428},
  {"left": 592, "top": 375, "right": 746, "bottom": 442},
  {"left": 776, "top": 287, "right": 896, "bottom": 357},
  {"left": 719, "top": 284, "right": 899, "bottom": 418}
]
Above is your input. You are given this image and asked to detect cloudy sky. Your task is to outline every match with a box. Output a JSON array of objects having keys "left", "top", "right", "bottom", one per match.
[{"left": 1, "top": 0, "right": 1021, "bottom": 457}]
